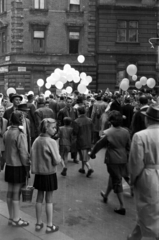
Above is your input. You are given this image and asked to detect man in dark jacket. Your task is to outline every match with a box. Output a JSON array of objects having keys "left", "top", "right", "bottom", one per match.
[
  {"left": 121, "top": 96, "right": 134, "bottom": 130},
  {"left": 3, "top": 94, "right": 22, "bottom": 125},
  {"left": 74, "top": 106, "right": 94, "bottom": 177},
  {"left": 34, "top": 97, "right": 55, "bottom": 136}
]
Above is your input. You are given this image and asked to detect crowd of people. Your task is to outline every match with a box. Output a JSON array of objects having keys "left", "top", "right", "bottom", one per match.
[{"left": 0, "top": 88, "right": 159, "bottom": 239}]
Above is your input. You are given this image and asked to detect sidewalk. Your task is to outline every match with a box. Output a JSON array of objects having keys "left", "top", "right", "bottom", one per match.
[{"left": 0, "top": 200, "right": 74, "bottom": 240}]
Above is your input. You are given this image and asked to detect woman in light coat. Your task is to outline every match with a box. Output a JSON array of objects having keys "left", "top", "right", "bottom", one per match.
[{"left": 128, "top": 105, "right": 159, "bottom": 240}]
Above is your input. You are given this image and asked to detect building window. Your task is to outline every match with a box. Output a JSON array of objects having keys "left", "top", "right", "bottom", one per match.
[
  {"left": 70, "top": 0, "right": 80, "bottom": 12},
  {"left": 34, "top": 0, "right": 45, "bottom": 9},
  {"left": 0, "top": 31, "right": 6, "bottom": 55},
  {"left": 0, "top": 0, "right": 6, "bottom": 13},
  {"left": 69, "top": 32, "right": 79, "bottom": 54},
  {"left": 33, "top": 30, "right": 45, "bottom": 52},
  {"left": 117, "top": 21, "right": 138, "bottom": 42}
]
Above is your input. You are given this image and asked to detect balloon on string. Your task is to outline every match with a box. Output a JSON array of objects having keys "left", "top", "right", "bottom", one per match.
[
  {"left": 66, "top": 73, "right": 73, "bottom": 82},
  {"left": 140, "top": 76, "right": 147, "bottom": 86},
  {"left": 37, "top": 79, "right": 44, "bottom": 87},
  {"left": 73, "top": 75, "right": 80, "bottom": 83},
  {"left": 132, "top": 75, "right": 137, "bottom": 81},
  {"left": 120, "top": 80, "right": 129, "bottom": 91},
  {"left": 66, "top": 86, "right": 73, "bottom": 94},
  {"left": 45, "top": 90, "right": 51, "bottom": 97},
  {"left": 80, "top": 79, "right": 89, "bottom": 86},
  {"left": 54, "top": 68, "right": 62, "bottom": 75},
  {"left": 77, "top": 55, "right": 85, "bottom": 63},
  {"left": 122, "top": 78, "right": 129, "bottom": 84},
  {"left": 84, "top": 88, "right": 89, "bottom": 95},
  {"left": 61, "top": 89, "right": 67, "bottom": 94},
  {"left": 147, "top": 78, "right": 156, "bottom": 88},
  {"left": 126, "top": 64, "right": 137, "bottom": 76},
  {"left": 6, "top": 87, "right": 16, "bottom": 96},
  {"left": 135, "top": 81, "right": 142, "bottom": 89},
  {"left": 45, "top": 82, "right": 51, "bottom": 89},
  {"left": 55, "top": 81, "right": 63, "bottom": 90},
  {"left": 60, "top": 76, "right": 67, "bottom": 84},
  {"left": 86, "top": 76, "right": 92, "bottom": 83},
  {"left": 77, "top": 84, "right": 87, "bottom": 94},
  {"left": 80, "top": 72, "right": 87, "bottom": 80},
  {"left": 63, "top": 64, "right": 71, "bottom": 72}
]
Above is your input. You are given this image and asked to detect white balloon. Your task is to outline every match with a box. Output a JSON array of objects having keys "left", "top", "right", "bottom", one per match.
[
  {"left": 66, "top": 86, "right": 73, "bottom": 94},
  {"left": 66, "top": 73, "right": 73, "bottom": 82},
  {"left": 73, "top": 75, "right": 80, "bottom": 83},
  {"left": 80, "top": 79, "right": 89, "bottom": 86},
  {"left": 140, "top": 76, "right": 147, "bottom": 86},
  {"left": 120, "top": 80, "right": 129, "bottom": 91},
  {"left": 63, "top": 64, "right": 71, "bottom": 72},
  {"left": 45, "top": 82, "right": 51, "bottom": 89},
  {"left": 77, "top": 84, "right": 86, "bottom": 94},
  {"left": 126, "top": 64, "right": 137, "bottom": 76},
  {"left": 55, "top": 81, "right": 63, "bottom": 89},
  {"left": 86, "top": 76, "right": 92, "bottom": 83},
  {"left": 84, "top": 88, "right": 89, "bottom": 94},
  {"left": 135, "top": 81, "right": 142, "bottom": 89},
  {"left": 37, "top": 79, "right": 44, "bottom": 87},
  {"left": 80, "top": 72, "right": 87, "bottom": 80},
  {"left": 77, "top": 55, "right": 85, "bottom": 63},
  {"left": 52, "top": 72, "right": 60, "bottom": 81},
  {"left": 60, "top": 76, "right": 67, "bottom": 84},
  {"left": 147, "top": 78, "right": 156, "bottom": 88},
  {"left": 7, "top": 87, "right": 16, "bottom": 96},
  {"left": 132, "top": 75, "right": 137, "bottom": 81},
  {"left": 54, "top": 68, "right": 62, "bottom": 75},
  {"left": 122, "top": 78, "right": 129, "bottom": 84},
  {"left": 61, "top": 89, "right": 67, "bottom": 94},
  {"left": 45, "top": 90, "right": 51, "bottom": 97}
]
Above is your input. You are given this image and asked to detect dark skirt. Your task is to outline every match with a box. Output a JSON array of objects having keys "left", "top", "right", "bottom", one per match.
[
  {"left": 5, "top": 165, "right": 27, "bottom": 184},
  {"left": 33, "top": 173, "right": 58, "bottom": 192}
]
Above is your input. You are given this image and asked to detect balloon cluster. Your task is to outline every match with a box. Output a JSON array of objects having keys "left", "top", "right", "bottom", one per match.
[
  {"left": 120, "top": 64, "right": 156, "bottom": 91},
  {"left": 45, "top": 63, "right": 92, "bottom": 95}
]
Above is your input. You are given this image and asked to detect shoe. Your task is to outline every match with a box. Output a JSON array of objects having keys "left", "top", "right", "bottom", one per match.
[
  {"left": 35, "top": 222, "right": 44, "bottom": 231},
  {"left": 12, "top": 218, "right": 29, "bottom": 227},
  {"left": 114, "top": 208, "right": 126, "bottom": 215},
  {"left": 86, "top": 169, "right": 94, "bottom": 178},
  {"left": 46, "top": 225, "right": 59, "bottom": 234},
  {"left": 61, "top": 168, "right": 67, "bottom": 176},
  {"left": 78, "top": 168, "right": 85, "bottom": 174},
  {"left": 100, "top": 191, "right": 108, "bottom": 203}
]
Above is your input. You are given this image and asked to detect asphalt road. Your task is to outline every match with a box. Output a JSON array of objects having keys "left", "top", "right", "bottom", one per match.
[{"left": 0, "top": 149, "right": 145, "bottom": 240}]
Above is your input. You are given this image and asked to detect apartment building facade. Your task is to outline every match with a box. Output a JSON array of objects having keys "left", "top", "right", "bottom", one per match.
[
  {"left": 0, "top": 0, "right": 97, "bottom": 95},
  {"left": 96, "top": 0, "right": 159, "bottom": 92}
]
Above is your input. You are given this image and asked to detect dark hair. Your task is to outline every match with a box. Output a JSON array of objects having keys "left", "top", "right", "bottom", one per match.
[
  {"left": 49, "top": 94, "right": 54, "bottom": 99},
  {"left": 63, "top": 117, "right": 72, "bottom": 126},
  {"left": 40, "top": 118, "right": 56, "bottom": 133},
  {"left": 125, "top": 97, "right": 131, "bottom": 103},
  {"left": 139, "top": 95, "right": 148, "bottom": 105},
  {"left": 108, "top": 110, "right": 123, "bottom": 127},
  {"left": 76, "top": 96, "right": 83, "bottom": 104},
  {"left": 78, "top": 106, "right": 86, "bottom": 115},
  {"left": 60, "top": 96, "right": 64, "bottom": 100},
  {"left": 10, "top": 111, "right": 23, "bottom": 126}
]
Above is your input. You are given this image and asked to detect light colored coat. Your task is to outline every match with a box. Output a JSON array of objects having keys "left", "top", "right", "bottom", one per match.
[
  {"left": 0, "top": 118, "right": 8, "bottom": 152},
  {"left": 129, "top": 125, "right": 159, "bottom": 238}
]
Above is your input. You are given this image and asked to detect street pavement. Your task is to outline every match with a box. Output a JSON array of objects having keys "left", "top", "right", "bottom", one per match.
[{"left": 0, "top": 149, "right": 155, "bottom": 240}]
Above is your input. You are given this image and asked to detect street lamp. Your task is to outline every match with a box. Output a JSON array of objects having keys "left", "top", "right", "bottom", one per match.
[{"left": 148, "top": 37, "right": 159, "bottom": 49}]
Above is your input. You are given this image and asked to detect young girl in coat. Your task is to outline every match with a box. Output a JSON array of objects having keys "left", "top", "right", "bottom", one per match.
[{"left": 31, "top": 118, "right": 61, "bottom": 233}]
